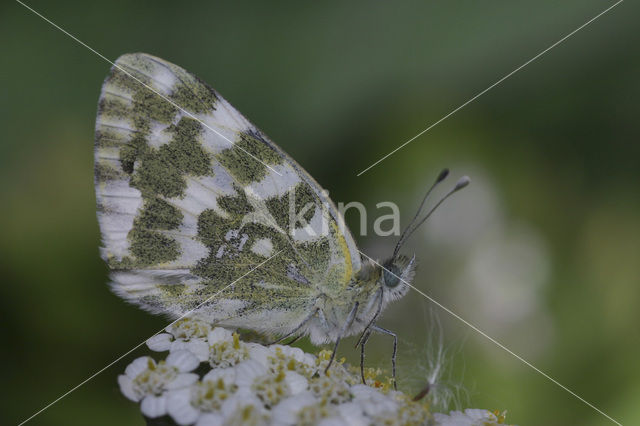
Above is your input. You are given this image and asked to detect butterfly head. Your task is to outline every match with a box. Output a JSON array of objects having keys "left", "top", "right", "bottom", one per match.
[
  {"left": 378, "top": 169, "right": 469, "bottom": 300},
  {"left": 380, "top": 254, "right": 416, "bottom": 299}
]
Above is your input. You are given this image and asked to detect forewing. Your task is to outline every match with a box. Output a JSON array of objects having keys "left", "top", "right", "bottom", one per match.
[{"left": 94, "top": 53, "right": 360, "bottom": 331}]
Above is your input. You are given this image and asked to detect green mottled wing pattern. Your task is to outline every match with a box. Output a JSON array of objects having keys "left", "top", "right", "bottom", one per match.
[{"left": 94, "top": 53, "right": 361, "bottom": 335}]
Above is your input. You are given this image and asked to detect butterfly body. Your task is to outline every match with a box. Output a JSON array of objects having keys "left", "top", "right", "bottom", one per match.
[{"left": 94, "top": 53, "right": 415, "bottom": 347}]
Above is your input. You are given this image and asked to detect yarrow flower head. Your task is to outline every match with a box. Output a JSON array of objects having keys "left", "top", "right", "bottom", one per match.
[{"left": 120, "top": 319, "right": 515, "bottom": 426}]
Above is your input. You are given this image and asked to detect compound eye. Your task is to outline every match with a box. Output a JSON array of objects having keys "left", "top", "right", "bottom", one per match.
[{"left": 383, "top": 265, "right": 401, "bottom": 288}]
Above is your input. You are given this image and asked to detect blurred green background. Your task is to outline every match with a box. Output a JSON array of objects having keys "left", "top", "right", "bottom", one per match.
[{"left": 1, "top": 0, "right": 638, "bottom": 424}]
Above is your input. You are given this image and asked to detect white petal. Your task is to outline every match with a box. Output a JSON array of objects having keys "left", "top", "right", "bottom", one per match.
[
  {"left": 195, "top": 413, "right": 224, "bottom": 426},
  {"left": 246, "top": 343, "right": 271, "bottom": 367},
  {"left": 432, "top": 409, "right": 486, "bottom": 426},
  {"left": 318, "top": 418, "right": 349, "bottom": 426},
  {"left": 207, "top": 327, "right": 232, "bottom": 344},
  {"left": 117, "top": 375, "right": 141, "bottom": 402},
  {"left": 125, "top": 356, "right": 152, "bottom": 379},
  {"left": 167, "top": 373, "right": 199, "bottom": 390},
  {"left": 350, "top": 385, "right": 397, "bottom": 417},
  {"left": 220, "top": 388, "right": 264, "bottom": 419},
  {"left": 234, "top": 360, "right": 267, "bottom": 388},
  {"left": 284, "top": 371, "right": 308, "bottom": 395},
  {"left": 301, "top": 353, "right": 316, "bottom": 366},
  {"left": 465, "top": 409, "right": 497, "bottom": 420},
  {"left": 167, "top": 350, "right": 200, "bottom": 372},
  {"left": 273, "top": 345, "right": 304, "bottom": 362},
  {"left": 336, "top": 402, "right": 367, "bottom": 426},
  {"left": 271, "top": 392, "right": 317, "bottom": 425},
  {"left": 202, "top": 366, "right": 236, "bottom": 384},
  {"left": 172, "top": 339, "right": 210, "bottom": 362},
  {"left": 141, "top": 394, "right": 167, "bottom": 418},
  {"left": 167, "top": 388, "right": 201, "bottom": 425},
  {"left": 433, "top": 409, "right": 499, "bottom": 426},
  {"left": 147, "top": 333, "right": 173, "bottom": 351},
  {"left": 271, "top": 344, "right": 315, "bottom": 366}
]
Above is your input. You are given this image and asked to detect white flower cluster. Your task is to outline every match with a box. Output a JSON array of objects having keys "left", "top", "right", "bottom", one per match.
[
  {"left": 119, "top": 318, "right": 512, "bottom": 426},
  {"left": 433, "top": 409, "right": 509, "bottom": 426}
]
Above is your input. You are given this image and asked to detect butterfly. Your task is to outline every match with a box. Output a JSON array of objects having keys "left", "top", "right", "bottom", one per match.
[{"left": 94, "top": 53, "right": 468, "bottom": 387}]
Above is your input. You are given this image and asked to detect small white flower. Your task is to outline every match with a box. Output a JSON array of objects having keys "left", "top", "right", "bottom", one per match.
[
  {"left": 192, "top": 376, "right": 238, "bottom": 411},
  {"left": 284, "top": 371, "right": 308, "bottom": 394},
  {"left": 220, "top": 388, "right": 270, "bottom": 425},
  {"left": 316, "top": 417, "right": 350, "bottom": 426},
  {"left": 167, "top": 367, "right": 239, "bottom": 425},
  {"left": 169, "top": 317, "right": 213, "bottom": 340},
  {"left": 267, "top": 345, "right": 316, "bottom": 378},
  {"left": 209, "top": 330, "right": 249, "bottom": 368},
  {"left": 118, "top": 351, "right": 199, "bottom": 418},
  {"left": 350, "top": 384, "right": 398, "bottom": 418},
  {"left": 271, "top": 391, "right": 319, "bottom": 425},
  {"left": 194, "top": 413, "right": 224, "bottom": 426},
  {"left": 172, "top": 339, "right": 210, "bottom": 363},
  {"left": 252, "top": 370, "right": 293, "bottom": 407},
  {"left": 207, "top": 327, "right": 233, "bottom": 344},
  {"left": 296, "top": 400, "right": 337, "bottom": 425},
  {"left": 333, "top": 402, "right": 368, "bottom": 426},
  {"left": 246, "top": 343, "right": 272, "bottom": 368},
  {"left": 309, "top": 374, "right": 352, "bottom": 405},
  {"left": 147, "top": 318, "right": 212, "bottom": 362},
  {"left": 235, "top": 359, "right": 268, "bottom": 389},
  {"left": 271, "top": 344, "right": 315, "bottom": 367},
  {"left": 433, "top": 408, "right": 505, "bottom": 426}
]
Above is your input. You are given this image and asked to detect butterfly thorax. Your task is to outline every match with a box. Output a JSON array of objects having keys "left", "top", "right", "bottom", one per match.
[{"left": 301, "top": 255, "right": 414, "bottom": 345}]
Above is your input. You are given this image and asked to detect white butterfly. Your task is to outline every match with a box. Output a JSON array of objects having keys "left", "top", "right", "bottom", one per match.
[{"left": 94, "top": 53, "right": 467, "bottom": 386}]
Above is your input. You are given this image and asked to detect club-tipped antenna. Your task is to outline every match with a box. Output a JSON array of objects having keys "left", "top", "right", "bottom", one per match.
[
  {"left": 393, "top": 169, "right": 450, "bottom": 258},
  {"left": 393, "top": 175, "right": 470, "bottom": 258}
]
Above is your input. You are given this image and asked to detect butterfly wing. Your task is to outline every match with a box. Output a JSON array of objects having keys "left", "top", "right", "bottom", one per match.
[{"left": 94, "top": 53, "right": 361, "bottom": 334}]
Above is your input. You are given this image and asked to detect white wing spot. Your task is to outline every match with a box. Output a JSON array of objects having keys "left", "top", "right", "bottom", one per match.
[
  {"left": 147, "top": 121, "right": 173, "bottom": 148},
  {"left": 291, "top": 205, "right": 329, "bottom": 242},
  {"left": 246, "top": 164, "right": 301, "bottom": 199},
  {"left": 152, "top": 66, "right": 177, "bottom": 94},
  {"left": 196, "top": 103, "right": 252, "bottom": 153},
  {"left": 250, "top": 238, "right": 274, "bottom": 257}
]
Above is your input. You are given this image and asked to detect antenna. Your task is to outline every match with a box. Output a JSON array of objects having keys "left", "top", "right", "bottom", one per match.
[
  {"left": 393, "top": 174, "right": 470, "bottom": 258},
  {"left": 393, "top": 169, "right": 449, "bottom": 258}
]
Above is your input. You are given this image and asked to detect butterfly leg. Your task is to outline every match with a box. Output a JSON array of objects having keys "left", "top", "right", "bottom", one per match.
[
  {"left": 371, "top": 325, "right": 398, "bottom": 390},
  {"left": 359, "top": 328, "right": 372, "bottom": 385},
  {"left": 283, "top": 334, "right": 304, "bottom": 345},
  {"left": 354, "top": 288, "right": 383, "bottom": 349},
  {"left": 324, "top": 302, "right": 359, "bottom": 374}
]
